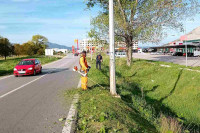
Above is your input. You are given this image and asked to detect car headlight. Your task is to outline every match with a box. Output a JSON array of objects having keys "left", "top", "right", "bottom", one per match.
[
  {"left": 28, "top": 67, "right": 33, "bottom": 70},
  {"left": 14, "top": 68, "right": 17, "bottom": 71}
]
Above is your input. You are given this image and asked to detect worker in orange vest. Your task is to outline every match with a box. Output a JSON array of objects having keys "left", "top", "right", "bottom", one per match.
[{"left": 79, "top": 51, "right": 90, "bottom": 90}]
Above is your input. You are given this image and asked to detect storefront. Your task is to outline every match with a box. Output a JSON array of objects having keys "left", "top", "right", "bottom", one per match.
[{"left": 151, "top": 39, "right": 200, "bottom": 53}]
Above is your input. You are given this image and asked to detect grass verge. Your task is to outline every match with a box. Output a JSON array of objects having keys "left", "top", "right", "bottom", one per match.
[
  {"left": 0, "top": 55, "right": 62, "bottom": 76},
  {"left": 65, "top": 55, "right": 200, "bottom": 132}
]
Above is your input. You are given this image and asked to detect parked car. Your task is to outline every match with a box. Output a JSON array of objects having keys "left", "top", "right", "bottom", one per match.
[
  {"left": 172, "top": 52, "right": 183, "bottom": 56},
  {"left": 74, "top": 53, "right": 79, "bottom": 56},
  {"left": 13, "top": 59, "right": 42, "bottom": 77},
  {"left": 115, "top": 52, "right": 126, "bottom": 57},
  {"left": 183, "top": 53, "right": 194, "bottom": 57}
]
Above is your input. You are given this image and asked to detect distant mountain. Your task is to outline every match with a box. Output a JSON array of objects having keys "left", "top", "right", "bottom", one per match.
[{"left": 47, "top": 42, "right": 72, "bottom": 50}]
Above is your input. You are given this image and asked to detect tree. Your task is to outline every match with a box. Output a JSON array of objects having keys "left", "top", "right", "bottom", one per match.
[
  {"left": 86, "top": 0, "right": 200, "bottom": 66},
  {"left": 32, "top": 35, "right": 48, "bottom": 55},
  {"left": 0, "top": 37, "right": 12, "bottom": 60},
  {"left": 32, "top": 34, "right": 48, "bottom": 47},
  {"left": 13, "top": 44, "right": 22, "bottom": 56},
  {"left": 21, "top": 42, "right": 34, "bottom": 56}
]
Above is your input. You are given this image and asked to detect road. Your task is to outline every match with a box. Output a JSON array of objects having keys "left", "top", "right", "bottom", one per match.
[
  {"left": 133, "top": 53, "right": 200, "bottom": 66},
  {"left": 0, "top": 54, "right": 80, "bottom": 133}
]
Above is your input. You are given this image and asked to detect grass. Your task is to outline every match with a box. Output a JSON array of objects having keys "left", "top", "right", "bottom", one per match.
[
  {"left": 64, "top": 55, "right": 200, "bottom": 133},
  {"left": 0, "top": 55, "right": 62, "bottom": 76}
]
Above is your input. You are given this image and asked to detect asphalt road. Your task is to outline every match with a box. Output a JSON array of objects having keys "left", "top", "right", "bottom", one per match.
[
  {"left": 133, "top": 53, "right": 200, "bottom": 66},
  {"left": 0, "top": 54, "right": 80, "bottom": 133}
]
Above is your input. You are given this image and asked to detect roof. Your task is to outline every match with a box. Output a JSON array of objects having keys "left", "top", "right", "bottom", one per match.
[
  {"left": 169, "top": 26, "right": 200, "bottom": 44},
  {"left": 151, "top": 44, "right": 200, "bottom": 49}
]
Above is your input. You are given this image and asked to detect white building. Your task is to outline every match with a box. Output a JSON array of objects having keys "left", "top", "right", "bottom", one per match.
[
  {"left": 53, "top": 48, "right": 68, "bottom": 54},
  {"left": 45, "top": 49, "right": 54, "bottom": 56},
  {"left": 79, "top": 39, "right": 94, "bottom": 51},
  {"left": 115, "top": 41, "right": 138, "bottom": 50},
  {"left": 132, "top": 41, "right": 138, "bottom": 50},
  {"left": 45, "top": 48, "right": 68, "bottom": 56},
  {"left": 79, "top": 38, "right": 107, "bottom": 52}
]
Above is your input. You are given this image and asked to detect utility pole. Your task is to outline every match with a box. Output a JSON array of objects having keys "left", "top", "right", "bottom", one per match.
[
  {"left": 90, "top": 43, "right": 93, "bottom": 61},
  {"left": 109, "top": 0, "right": 117, "bottom": 95},
  {"left": 185, "top": 26, "right": 188, "bottom": 67}
]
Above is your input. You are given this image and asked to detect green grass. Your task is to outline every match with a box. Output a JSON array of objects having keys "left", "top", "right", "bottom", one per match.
[
  {"left": 64, "top": 55, "right": 200, "bottom": 132},
  {"left": 0, "top": 55, "right": 62, "bottom": 76}
]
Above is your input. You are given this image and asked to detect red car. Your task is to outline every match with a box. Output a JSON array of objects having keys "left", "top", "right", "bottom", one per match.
[{"left": 13, "top": 59, "right": 42, "bottom": 77}]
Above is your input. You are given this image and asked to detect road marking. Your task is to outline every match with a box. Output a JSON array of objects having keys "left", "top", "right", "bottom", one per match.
[
  {"left": 0, "top": 56, "right": 78, "bottom": 99},
  {"left": 62, "top": 79, "right": 81, "bottom": 133},
  {"left": 0, "top": 75, "right": 13, "bottom": 81},
  {"left": 62, "top": 94, "right": 79, "bottom": 133},
  {"left": 77, "top": 79, "right": 81, "bottom": 88},
  {"left": 0, "top": 74, "right": 46, "bottom": 99}
]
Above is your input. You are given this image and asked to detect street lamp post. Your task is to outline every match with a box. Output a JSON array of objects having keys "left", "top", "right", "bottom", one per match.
[
  {"left": 109, "top": 0, "right": 117, "bottom": 95},
  {"left": 185, "top": 26, "right": 188, "bottom": 67}
]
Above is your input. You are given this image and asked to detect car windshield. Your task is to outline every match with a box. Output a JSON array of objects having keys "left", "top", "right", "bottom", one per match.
[{"left": 18, "top": 60, "right": 34, "bottom": 65}]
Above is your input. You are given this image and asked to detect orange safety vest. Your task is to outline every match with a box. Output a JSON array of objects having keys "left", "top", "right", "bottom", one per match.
[{"left": 79, "top": 56, "right": 88, "bottom": 72}]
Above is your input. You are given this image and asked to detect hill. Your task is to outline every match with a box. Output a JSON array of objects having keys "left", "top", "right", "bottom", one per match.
[{"left": 47, "top": 42, "right": 72, "bottom": 50}]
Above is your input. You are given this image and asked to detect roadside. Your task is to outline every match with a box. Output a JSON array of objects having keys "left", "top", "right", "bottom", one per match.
[
  {"left": 0, "top": 54, "right": 80, "bottom": 133},
  {"left": 133, "top": 53, "right": 200, "bottom": 67},
  {"left": 0, "top": 55, "right": 64, "bottom": 77},
  {"left": 65, "top": 55, "right": 200, "bottom": 132}
]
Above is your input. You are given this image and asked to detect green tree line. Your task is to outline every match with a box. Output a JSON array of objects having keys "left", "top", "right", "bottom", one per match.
[{"left": 0, "top": 35, "right": 48, "bottom": 60}]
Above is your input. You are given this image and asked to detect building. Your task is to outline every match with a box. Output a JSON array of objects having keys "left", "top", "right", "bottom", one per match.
[
  {"left": 151, "top": 26, "right": 200, "bottom": 53},
  {"left": 45, "top": 48, "right": 68, "bottom": 56},
  {"left": 79, "top": 39, "right": 93, "bottom": 51},
  {"left": 115, "top": 41, "right": 138, "bottom": 52},
  {"left": 45, "top": 49, "right": 54, "bottom": 56},
  {"left": 79, "top": 38, "right": 106, "bottom": 52},
  {"left": 53, "top": 48, "right": 68, "bottom": 54}
]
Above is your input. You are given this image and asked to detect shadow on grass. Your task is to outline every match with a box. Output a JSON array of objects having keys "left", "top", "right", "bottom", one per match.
[
  {"left": 94, "top": 62, "right": 199, "bottom": 132},
  {"left": 88, "top": 65, "right": 158, "bottom": 132}
]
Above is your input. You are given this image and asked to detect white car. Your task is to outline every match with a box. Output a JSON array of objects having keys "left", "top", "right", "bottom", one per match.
[{"left": 115, "top": 52, "right": 126, "bottom": 57}]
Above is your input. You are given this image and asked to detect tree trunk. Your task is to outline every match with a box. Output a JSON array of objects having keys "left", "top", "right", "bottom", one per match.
[
  {"left": 125, "top": 36, "right": 133, "bottom": 66},
  {"left": 4, "top": 55, "right": 6, "bottom": 60},
  {"left": 127, "top": 44, "right": 132, "bottom": 66}
]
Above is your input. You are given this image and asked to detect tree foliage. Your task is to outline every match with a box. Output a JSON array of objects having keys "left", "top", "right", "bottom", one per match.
[
  {"left": 0, "top": 37, "right": 13, "bottom": 60},
  {"left": 86, "top": 0, "right": 200, "bottom": 66},
  {"left": 12, "top": 35, "right": 49, "bottom": 56}
]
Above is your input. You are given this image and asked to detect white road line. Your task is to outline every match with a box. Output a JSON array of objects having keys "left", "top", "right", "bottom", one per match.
[
  {"left": 62, "top": 79, "right": 81, "bottom": 133},
  {"left": 0, "top": 75, "right": 13, "bottom": 81},
  {"left": 0, "top": 74, "right": 46, "bottom": 99},
  {"left": 0, "top": 55, "right": 67, "bottom": 81},
  {"left": 62, "top": 94, "right": 79, "bottom": 133},
  {"left": 77, "top": 79, "right": 81, "bottom": 88},
  {"left": 0, "top": 56, "right": 77, "bottom": 99}
]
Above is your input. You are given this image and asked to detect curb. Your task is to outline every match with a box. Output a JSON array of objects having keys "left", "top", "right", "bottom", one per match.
[{"left": 62, "top": 79, "right": 81, "bottom": 133}]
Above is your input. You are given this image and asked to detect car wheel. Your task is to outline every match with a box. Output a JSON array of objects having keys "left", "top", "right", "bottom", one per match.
[
  {"left": 33, "top": 70, "right": 36, "bottom": 76},
  {"left": 15, "top": 75, "right": 18, "bottom": 77}
]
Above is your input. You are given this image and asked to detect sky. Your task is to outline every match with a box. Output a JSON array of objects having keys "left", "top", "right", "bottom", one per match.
[
  {"left": 0, "top": 0, "right": 200, "bottom": 47},
  {"left": 0, "top": 0, "right": 99, "bottom": 46}
]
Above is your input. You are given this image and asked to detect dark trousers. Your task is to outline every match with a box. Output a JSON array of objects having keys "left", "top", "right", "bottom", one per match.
[{"left": 96, "top": 61, "right": 101, "bottom": 70}]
